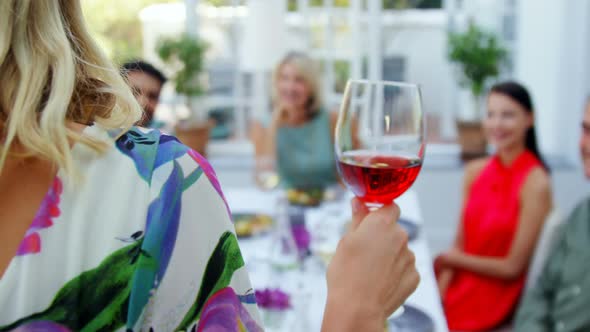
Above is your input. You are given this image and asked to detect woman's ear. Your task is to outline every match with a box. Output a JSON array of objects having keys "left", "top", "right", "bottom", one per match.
[{"left": 527, "top": 111, "right": 535, "bottom": 128}]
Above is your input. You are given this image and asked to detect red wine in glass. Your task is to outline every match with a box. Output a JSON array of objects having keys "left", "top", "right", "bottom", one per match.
[
  {"left": 337, "top": 151, "right": 422, "bottom": 205},
  {"left": 335, "top": 79, "right": 425, "bottom": 209},
  {"left": 335, "top": 79, "right": 425, "bottom": 321}
]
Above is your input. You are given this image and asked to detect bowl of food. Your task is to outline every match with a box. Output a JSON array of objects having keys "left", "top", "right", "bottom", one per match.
[
  {"left": 234, "top": 213, "right": 274, "bottom": 238},
  {"left": 286, "top": 188, "right": 324, "bottom": 207}
]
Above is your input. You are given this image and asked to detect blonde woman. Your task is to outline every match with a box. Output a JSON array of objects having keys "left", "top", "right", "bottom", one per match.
[
  {"left": 251, "top": 52, "right": 349, "bottom": 190},
  {"left": 0, "top": 2, "right": 418, "bottom": 331}
]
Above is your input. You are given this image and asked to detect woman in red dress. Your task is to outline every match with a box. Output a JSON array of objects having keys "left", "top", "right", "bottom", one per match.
[{"left": 436, "top": 82, "right": 553, "bottom": 331}]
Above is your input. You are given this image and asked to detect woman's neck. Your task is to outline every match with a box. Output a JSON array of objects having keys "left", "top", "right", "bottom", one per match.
[
  {"left": 284, "top": 107, "right": 309, "bottom": 127},
  {"left": 497, "top": 144, "right": 526, "bottom": 167}
]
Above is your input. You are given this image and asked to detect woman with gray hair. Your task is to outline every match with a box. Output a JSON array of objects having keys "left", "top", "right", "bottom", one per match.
[{"left": 251, "top": 52, "right": 352, "bottom": 190}]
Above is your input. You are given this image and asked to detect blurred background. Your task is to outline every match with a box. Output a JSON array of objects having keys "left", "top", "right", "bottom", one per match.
[{"left": 82, "top": 0, "right": 590, "bottom": 254}]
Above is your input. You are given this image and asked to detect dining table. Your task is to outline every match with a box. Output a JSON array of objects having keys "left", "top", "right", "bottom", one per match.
[{"left": 224, "top": 187, "right": 449, "bottom": 332}]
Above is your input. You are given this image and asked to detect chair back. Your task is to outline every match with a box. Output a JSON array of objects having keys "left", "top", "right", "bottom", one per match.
[{"left": 524, "top": 208, "right": 564, "bottom": 291}]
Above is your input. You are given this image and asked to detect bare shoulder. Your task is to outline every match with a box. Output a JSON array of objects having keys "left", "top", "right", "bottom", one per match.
[
  {"left": 464, "top": 157, "right": 490, "bottom": 183},
  {"left": 522, "top": 166, "right": 552, "bottom": 198},
  {"left": 460, "top": 157, "right": 490, "bottom": 194}
]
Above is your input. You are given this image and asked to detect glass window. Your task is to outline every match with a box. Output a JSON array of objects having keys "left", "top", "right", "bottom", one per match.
[{"left": 383, "top": 0, "right": 442, "bottom": 10}]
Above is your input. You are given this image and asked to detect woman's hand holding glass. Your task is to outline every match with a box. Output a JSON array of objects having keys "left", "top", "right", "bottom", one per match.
[{"left": 322, "top": 198, "right": 420, "bottom": 331}]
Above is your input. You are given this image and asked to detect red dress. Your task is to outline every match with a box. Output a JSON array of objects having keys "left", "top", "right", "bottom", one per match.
[{"left": 443, "top": 150, "right": 543, "bottom": 331}]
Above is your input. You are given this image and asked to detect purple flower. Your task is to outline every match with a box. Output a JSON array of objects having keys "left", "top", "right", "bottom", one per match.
[
  {"left": 17, "top": 177, "right": 62, "bottom": 256},
  {"left": 291, "top": 223, "right": 311, "bottom": 254},
  {"left": 255, "top": 288, "right": 291, "bottom": 310},
  {"left": 11, "top": 321, "right": 71, "bottom": 332},
  {"left": 197, "top": 287, "right": 262, "bottom": 332}
]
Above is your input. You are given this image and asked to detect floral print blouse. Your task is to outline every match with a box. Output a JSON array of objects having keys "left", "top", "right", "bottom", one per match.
[{"left": 0, "top": 125, "right": 262, "bottom": 332}]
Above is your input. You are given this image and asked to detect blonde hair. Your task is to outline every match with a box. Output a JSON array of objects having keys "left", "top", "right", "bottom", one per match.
[
  {"left": 0, "top": 0, "right": 142, "bottom": 177},
  {"left": 272, "top": 51, "right": 323, "bottom": 117}
]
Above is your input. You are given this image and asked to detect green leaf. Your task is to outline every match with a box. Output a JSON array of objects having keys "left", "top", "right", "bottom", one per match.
[
  {"left": 156, "top": 34, "right": 209, "bottom": 97},
  {"left": 0, "top": 240, "right": 151, "bottom": 331},
  {"left": 175, "top": 231, "right": 245, "bottom": 331},
  {"left": 448, "top": 23, "right": 508, "bottom": 102}
]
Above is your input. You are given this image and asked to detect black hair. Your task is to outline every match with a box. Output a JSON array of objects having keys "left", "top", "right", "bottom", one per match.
[
  {"left": 121, "top": 60, "right": 167, "bottom": 85},
  {"left": 490, "top": 81, "right": 550, "bottom": 172}
]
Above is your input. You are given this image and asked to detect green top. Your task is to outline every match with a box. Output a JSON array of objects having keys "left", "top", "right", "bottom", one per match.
[
  {"left": 276, "top": 110, "right": 338, "bottom": 189},
  {"left": 514, "top": 196, "right": 590, "bottom": 332}
]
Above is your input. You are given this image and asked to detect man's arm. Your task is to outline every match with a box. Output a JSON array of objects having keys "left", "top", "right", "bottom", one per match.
[{"left": 513, "top": 222, "right": 567, "bottom": 332}]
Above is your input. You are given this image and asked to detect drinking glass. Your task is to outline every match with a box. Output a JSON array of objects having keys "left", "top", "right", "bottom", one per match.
[
  {"left": 335, "top": 79, "right": 425, "bottom": 329},
  {"left": 335, "top": 79, "right": 425, "bottom": 209},
  {"left": 254, "top": 155, "right": 280, "bottom": 191}
]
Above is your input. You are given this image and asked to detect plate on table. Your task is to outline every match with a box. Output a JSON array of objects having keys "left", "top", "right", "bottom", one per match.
[
  {"left": 388, "top": 305, "right": 434, "bottom": 332},
  {"left": 233, "top": 213, "right": 274, "bottom": 238},
  {"left": 286, "top": 188, "right": 324, "bottom": 207}
]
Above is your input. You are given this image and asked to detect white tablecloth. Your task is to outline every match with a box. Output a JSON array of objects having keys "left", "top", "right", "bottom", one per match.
[{"left": 225, "top": 188, "right": 448, "bottom": 332}]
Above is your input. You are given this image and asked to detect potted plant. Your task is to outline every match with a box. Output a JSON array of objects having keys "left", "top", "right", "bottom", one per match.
[
  {"left": 157, "top": 34, "right": 212, "bottom": 155},
  {"left": 448, "top": 23, "right": 507, "bottom": 160}
]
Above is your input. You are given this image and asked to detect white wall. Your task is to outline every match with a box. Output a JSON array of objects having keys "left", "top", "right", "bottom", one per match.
[
  {"left": 515, "top": 0, "right": 590, "bottom": 164},
  {"left": 459, "top": 0, "right": 505, "bottom": 33},
  {"left": 382, "top": 11, "right": 455, "bottom": 139},
  {"left": 140, "top": 3, "right": 245, "bottom": 67},
  {"left": 558, "top": 1, "right": 590, "bottom": 164}
]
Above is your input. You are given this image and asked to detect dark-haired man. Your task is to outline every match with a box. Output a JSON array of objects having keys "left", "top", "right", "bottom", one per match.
[{"left": 121, "top": 60, "right": 166, "bottom": 128}]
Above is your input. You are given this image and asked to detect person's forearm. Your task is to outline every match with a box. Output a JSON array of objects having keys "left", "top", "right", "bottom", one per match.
[
  {"left": 437, "top": 268, "right": 454, "bottom": 297},
  {"left": 448, "top": 252, "right": 521, "bottom": 280},
  {"left": 257, "top": 121, "right": 279, "bottom": 157},
  {"left": 322, "top": 297, "right": 384, "bottom": 332}
]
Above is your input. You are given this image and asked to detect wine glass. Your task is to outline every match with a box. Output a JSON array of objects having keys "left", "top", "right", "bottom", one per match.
[
  {"left": 252, "top": 154, "right": 299, "bottom": 269},
  {"left": 254, "top": 155, "right": 280, "bottom": 191},
  {"left": 335, "top": 79, "right": 425, "bottom": 209},
  {"left": 335, "top": 79, "right": 425, "bottom": 329}
]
